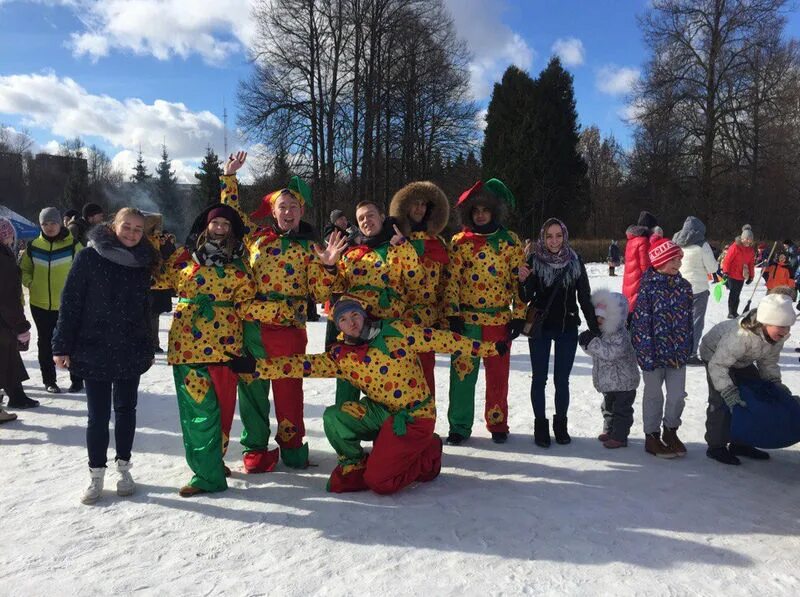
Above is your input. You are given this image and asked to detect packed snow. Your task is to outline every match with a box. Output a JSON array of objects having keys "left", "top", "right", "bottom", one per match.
[{"left": 2, "top": 264, "right": 799, "bottom": 596}]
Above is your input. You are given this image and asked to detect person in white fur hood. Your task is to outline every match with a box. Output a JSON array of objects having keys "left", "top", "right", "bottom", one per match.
[
  {"left": 700, "top": 293, "right": 796, "bottom": 465},
  {"left": 578, "top": 290, "right": 640, "bottom": 449}
]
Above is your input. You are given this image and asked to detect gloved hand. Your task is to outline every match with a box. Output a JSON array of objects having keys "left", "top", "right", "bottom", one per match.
[
  {"left": 507, "top": 318, "right": 525, "bottom": 340},
  {"left": 745, "top": 277, "right": 753, "bottom": 285},
  {"left": 224, "top": 350, "right": 256, "bottom": 374},
  {"left": 578, "top": 330, "right": 600, "bottom": 349},
  {"left": 494, "top": 340, "right": 509, "bottom": 357},
  {"left": 447, "top": 316, "right": 465, "bottom": 335},
  {"left": 721, "top": 386, "right": 747, "bottom": 410}
]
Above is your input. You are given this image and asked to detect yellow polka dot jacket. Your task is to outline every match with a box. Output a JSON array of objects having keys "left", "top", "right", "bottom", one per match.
[
  {"left": 220, "top": 174, "right": 334, "bottom": 327},
  {"left": 445, "top": 227, "right": 527, "bottom": 326},
  {"left": 253, "top": 321, "right": 499, "bottom": 419},
  {"left": 331, "top": 221, "right": 421, "bottom": 321},
  {"left": 389, "top": 181, "right": 451, "bottom": 328}
]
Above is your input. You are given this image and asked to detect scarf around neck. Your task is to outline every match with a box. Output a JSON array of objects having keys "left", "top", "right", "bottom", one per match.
[
  {"left": 87, "top": 226, "right": 153, "bottom": 268},
  {"left": 192, "top": 238, "right": 245, "bottom": 267}
]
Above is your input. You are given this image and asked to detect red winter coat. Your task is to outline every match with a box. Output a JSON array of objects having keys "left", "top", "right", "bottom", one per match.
[
  {"left": 722, "top": 241, "right": 755, "bottom": 282},
  {"left": 622, "top": 225, "right": 651, "bottom": 313}
]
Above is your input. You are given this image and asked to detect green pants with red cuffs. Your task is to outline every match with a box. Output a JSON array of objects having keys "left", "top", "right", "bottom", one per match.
[
  {"left": 173, "top": 363, "right": 238, "bottom": 492},
  {"left": 322, "top": 397, "right": 442, "bottom": 494}
]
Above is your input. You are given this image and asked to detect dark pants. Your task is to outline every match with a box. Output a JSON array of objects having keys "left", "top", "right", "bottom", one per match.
[
  {"left": 727, "top": 278, "right": 744, "bottom": 316},
  {"left": 85, "top": 377, "right": 140, "bottom": 468},
  {"left": 150, "top": 312, "right": 161, "bottom": 350},
  {"left": 31, "top": 306, "right": 81, "bottom": 387},
  {"left": 704, "top": 363, "right": 759, "bottom": 449},
  {"left": 601, "top": 390, "right": 636, "bottom": 441},
  {"left": 529, "top": 328, "right": 579, "bottom": 420}
]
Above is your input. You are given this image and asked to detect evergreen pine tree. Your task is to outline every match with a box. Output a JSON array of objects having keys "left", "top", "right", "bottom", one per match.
[
  {"left": 480, "top": 66, "right": 538, "bottom": 237},
  {"left": 194, "top": 145, "right": 223, "bottom": 209},
  {"left": 154, "top": 144, "right": 181, "bottom": 229},
  {"left": 529, "top": 57, "right": 589, "bottom": 234},
  {"left": 131, "top": 147, "right": 152, "bottom": 184}
]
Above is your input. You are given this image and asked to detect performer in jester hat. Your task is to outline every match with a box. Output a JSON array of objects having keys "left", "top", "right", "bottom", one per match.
[
  {"left": 219, "top": 151, "right": 348, "bottom": 470},
  {"left": 389, "top": 181, "right": 451, "bottom": 397},
  {"left": 153, "top": 203, "right": 256, "bottom": 497},
  {"left": 444, "top": 179, "right": 526, "bottom": 445},
  {"left": 227, "top": 296, "right": 507, "bottom": 494}
]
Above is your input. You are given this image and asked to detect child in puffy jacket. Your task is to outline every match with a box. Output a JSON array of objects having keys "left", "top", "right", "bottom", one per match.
[
  {"left": 578, "top": 290, "right": 640, "bottom": 449},
  {"left": 630, "top": 238, "right": 693, "bottom": 459},
  {"left": 763, "top": 253, "right": 795, "bottom": 292}
]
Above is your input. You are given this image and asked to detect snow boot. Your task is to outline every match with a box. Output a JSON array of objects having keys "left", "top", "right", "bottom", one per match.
[
  {"left": 0, "top": 408, "right": 18, "bottom": 424},
  {"left": 6, "top": 384, "right": 39, "bottom": 409},
  {"left": 81, "top": 467, "right": 106, "bottom": 504},
  {"left": 116, "top": 459, "right": 135, "bottom": 497},
  {"left": 598, "top": 432, "right": 610, "bottom": 442},
  {"left": 491, "top": 431, "right": 508, "bottom": 444},
  {"left": 446, "top": 431, "right": 466, "bottom": 446},
  {"left": 706, "top": 446, "right": 741, "bottom": 465},
  {"left": 603, "top": 438, "right": 628, "bottom": 449},
  {"left": 729, "top": 443, "right": 770, "bottom": 460},
  {"left": 45, "top": 383, "right": 61, "bottom": 394},
  {"left": 662, "top": 426, "right": 687, "bottom": 457},
  {"left": 179, "top": 485, "right": 207, "bottom": 498},
  {"left": 243, "top": 447, "right": 280, "bottom": 474},
  {"left": 645, "top": 432, "right": 677, "bottom": 459},
  {"left": 553, "top": 415, "right": 571, "bottom": 444},
  {"left": 534, "top": 418, "right": 551, "bottom": 448}
]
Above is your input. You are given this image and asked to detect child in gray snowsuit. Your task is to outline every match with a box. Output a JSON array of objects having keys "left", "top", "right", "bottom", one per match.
[{"left": 578, "top": 290, "right": 640, "bottom": 448}]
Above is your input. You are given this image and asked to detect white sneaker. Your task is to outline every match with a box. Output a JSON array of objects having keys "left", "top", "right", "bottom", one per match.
[
  {"left": 81, "top": 467, "right": 106, "bottom": 504},
  {"left": 116, "top": 460, "right": 135, "bottom": 497}
]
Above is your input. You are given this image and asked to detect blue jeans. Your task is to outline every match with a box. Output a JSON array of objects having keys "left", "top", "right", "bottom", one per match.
[
  {"left": 85, "top": 377, "right": 140, "bottom": 468},
  {"left": 528, "top": 328, "right": 578, "bottom": 420}
]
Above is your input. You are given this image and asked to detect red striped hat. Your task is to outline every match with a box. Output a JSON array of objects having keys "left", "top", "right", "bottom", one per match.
[{"left": 649, "top": 237, "right": 683, "bottom": 269}]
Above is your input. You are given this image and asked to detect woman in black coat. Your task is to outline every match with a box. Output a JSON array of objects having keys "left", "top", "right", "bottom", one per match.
[
  {"left": 519, "top": 218, "right": 598, "bottom": 447},
  {"left": 53, "top": 208, "right": 158, "bottom": 504},
  {"left": 0, "top": 216, "right": 36, "bottom": 420}
]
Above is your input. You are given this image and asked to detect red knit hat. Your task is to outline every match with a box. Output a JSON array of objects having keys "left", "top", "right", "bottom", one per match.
[
  {"left": 649, "top": 237, "right": 683, "bottom": 269},
  {"left": 206, "top": 205, "right": 238, "bottom": 225}
]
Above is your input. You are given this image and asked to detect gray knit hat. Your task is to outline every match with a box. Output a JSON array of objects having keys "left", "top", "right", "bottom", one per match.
[
  {"left": 39, "top": 206, "right": 61, "bottom": 225},
  {"left": 330, "top": 209, "right": 345, "bottom": 224}
]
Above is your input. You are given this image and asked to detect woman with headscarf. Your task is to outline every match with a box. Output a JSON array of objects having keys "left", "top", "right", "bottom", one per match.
[{"left": 519, "top": 218, "right": 598, "bottom": 447}]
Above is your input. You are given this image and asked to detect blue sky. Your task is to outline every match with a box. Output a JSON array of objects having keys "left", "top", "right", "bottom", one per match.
[{"left": 1, "top": 0, "right": 799, "bottom": 182}]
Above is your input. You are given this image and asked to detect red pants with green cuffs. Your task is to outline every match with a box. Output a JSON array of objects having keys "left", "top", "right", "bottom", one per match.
[
  {"left": 238, "top": 321, "right": 309, "bottom": 468},
  {"left": 322, "top": 398, "right": 442, "bottom": 494},
  {"left": 447, "top": 323, "right": 510, "bottom": 437},
  {"left": 173, "top": 363, "right": 238, "bottom": 492}
]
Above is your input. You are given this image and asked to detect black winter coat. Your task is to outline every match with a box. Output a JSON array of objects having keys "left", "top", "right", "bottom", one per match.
[
  {"left": 0, "top": 244, "right": 30, "bottom": 388},
  {"left": 522, "top": 255, "right": 599, "bottom": 334},
  {"left": 52, "top": 231, "right": 155, "bottom": 381}
]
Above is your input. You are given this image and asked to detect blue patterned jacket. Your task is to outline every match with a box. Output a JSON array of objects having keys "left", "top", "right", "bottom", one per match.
[{"left": 630, "top": 268, "right": 693, "bottom": 371}]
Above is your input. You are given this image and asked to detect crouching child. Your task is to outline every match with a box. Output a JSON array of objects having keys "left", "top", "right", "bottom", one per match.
[
  {"left": 700, "top": 293, "right": 797, "bottom": 465},
  {"left": 579, "top": 290, "right": 640, "bottom": 448},
  {"left": 228, "top": 295, "right": 505, "bottom": 494}
]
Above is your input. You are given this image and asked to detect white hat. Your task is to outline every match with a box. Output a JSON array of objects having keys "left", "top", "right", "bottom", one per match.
[{"left": 756, "top": 294, "right": 797, "bottom": 327}]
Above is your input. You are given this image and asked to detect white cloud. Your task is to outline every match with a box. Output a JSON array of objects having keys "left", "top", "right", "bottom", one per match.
[
  {"left": 551, "top": 37, "right": 585, "bottom": 67},
  {"left": 67, "top": 0, "right": 255, "bottom": 65},
  {"left": 475, "top": 108, "right": 488, "bottom": 131},
  {"left": 596, "top": 65, "right": 640, "bottom": 96},
  {"left": 445, "top": 0, "right": 535, "bottom": 99},
  {"left": 0, "top": 71, "right": 240, "bottom": 182}
]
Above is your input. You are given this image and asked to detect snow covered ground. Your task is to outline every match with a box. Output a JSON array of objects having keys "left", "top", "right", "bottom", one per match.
[{"left": 2, "top": 263, "right": 799, "bottom": 596}]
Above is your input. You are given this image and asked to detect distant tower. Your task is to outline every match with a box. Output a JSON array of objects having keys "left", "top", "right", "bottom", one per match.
[{"left": 223, "top": 98, "right": 228, "bottom": 157}]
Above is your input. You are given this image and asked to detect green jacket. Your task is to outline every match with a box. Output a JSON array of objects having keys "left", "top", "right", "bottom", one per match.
[{"left": 21, "top": 230, "right": 83, "bottom": 311}]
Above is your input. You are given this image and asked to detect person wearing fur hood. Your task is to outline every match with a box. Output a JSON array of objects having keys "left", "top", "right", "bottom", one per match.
[
  {"left": 444, "top": 179, "right": 526, "bottom": 446},
  {"left": 219, "top": 151, "right": 347, "bottom": 471},
  {"left": 673, "top": 216, "right": 719, "bottom": 364},
  {"left": 389, "top": 181, "right": 450, "bottom": 397},
  {"left": 622, "top": 210, "right": 657, "bottom": 313},
  {"left": 578, "top": 290, "right": 640, "bottom": 449},
  {"left": 519, "top": 218, "right": 598, "bottom": 447},
  {"left": 700, "top": 293, "right": 796, "bottom": 465}
]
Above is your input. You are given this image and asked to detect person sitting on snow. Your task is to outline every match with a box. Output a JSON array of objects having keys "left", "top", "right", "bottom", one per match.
[
  {"left": 227, "top": 295, "right": 507, "bottom": 495},
  {"left": 700, "top": 293, "right": 797, "bottom": 465}
]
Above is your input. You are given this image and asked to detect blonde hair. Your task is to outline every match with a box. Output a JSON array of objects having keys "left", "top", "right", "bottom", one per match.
[{"left": 112, "top": 207, "right": 146, "bottom": 227}]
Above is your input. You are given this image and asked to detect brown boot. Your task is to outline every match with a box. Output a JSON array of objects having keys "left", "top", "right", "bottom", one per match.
[
  {"left": 662, "top": 427, "right": 687, "bottom": 457},
  {"left": 645, "top": 432, "right": 677, "bottom": 459},
  {"left": 179, "top": 485, "right": 207, "bottom": 498}
]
